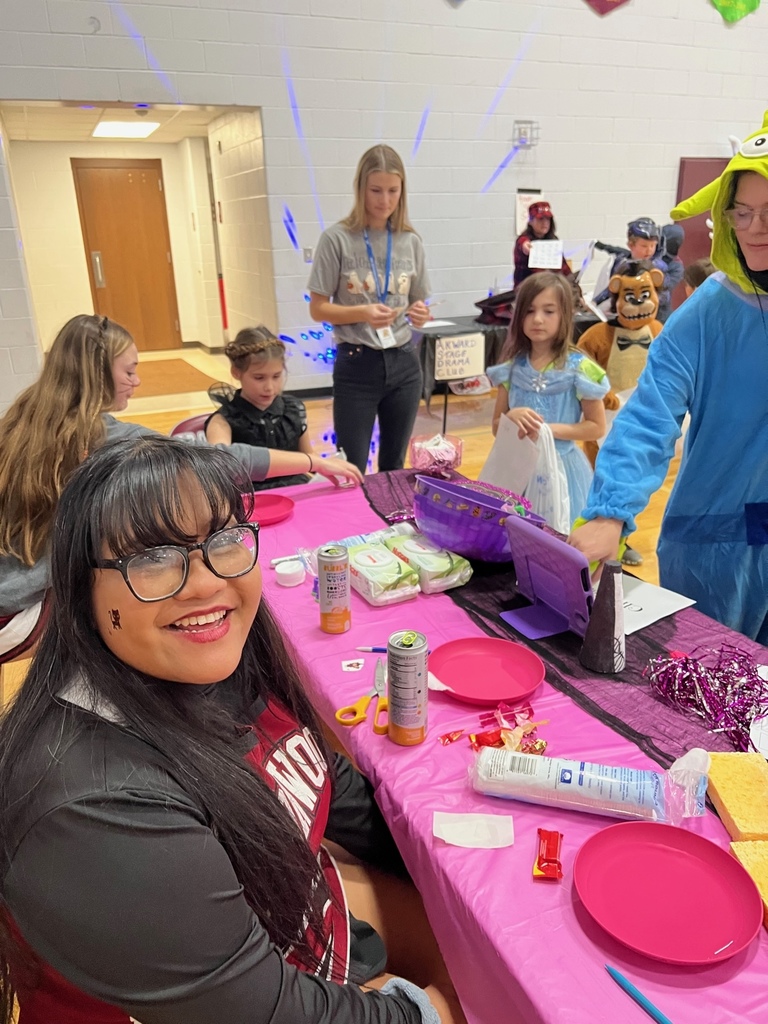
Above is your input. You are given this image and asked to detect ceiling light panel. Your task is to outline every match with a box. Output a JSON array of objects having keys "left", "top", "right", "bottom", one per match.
[{"left": 92, "top": 121, "right": 161, "bottom": 139}]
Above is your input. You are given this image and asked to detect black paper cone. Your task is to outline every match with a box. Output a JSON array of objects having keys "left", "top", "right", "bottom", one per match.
[{"left": 579, "top": 561, "right": 626, "bottom": 674}]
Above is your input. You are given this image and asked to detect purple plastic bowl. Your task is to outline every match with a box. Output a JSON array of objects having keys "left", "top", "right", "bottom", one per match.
[{"left": 412, "top": 476, "right": 545, "bottom": 563}]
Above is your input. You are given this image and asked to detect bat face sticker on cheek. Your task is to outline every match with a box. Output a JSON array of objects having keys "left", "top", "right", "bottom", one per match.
[{"left": 109, "top": 608, "right": 122, "bottom": 631}]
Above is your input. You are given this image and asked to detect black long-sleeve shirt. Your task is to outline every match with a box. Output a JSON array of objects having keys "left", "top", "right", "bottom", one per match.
[{"left": 4, "top": 679, "right": 420, "bottom": 1024}]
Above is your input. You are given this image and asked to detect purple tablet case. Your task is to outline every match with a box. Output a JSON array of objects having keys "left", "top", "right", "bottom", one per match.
[{"left": 501, "top": 515, "right": 594, "bottom": 639}]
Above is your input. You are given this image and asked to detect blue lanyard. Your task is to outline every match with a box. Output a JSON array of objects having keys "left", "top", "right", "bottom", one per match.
[{"left": 363, "top": 225, "right": 392, "bottom": 305}]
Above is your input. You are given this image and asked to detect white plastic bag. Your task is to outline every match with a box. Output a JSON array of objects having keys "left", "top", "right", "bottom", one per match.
[
  {"left": 524, "top": 423, "right": 570, "bottom": 533},
  {"left": 478, "top": 413, "right": 539, "bottom": 495}
]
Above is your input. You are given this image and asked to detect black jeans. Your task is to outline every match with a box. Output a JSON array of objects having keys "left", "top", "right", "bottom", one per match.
[{"left": 333, "top": 342, "right": 423, "bottom": 474}]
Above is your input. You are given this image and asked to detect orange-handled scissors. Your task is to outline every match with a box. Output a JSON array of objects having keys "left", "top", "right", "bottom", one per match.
[{"left": 335, "top": 658, "right": 389, "bottom": 734}]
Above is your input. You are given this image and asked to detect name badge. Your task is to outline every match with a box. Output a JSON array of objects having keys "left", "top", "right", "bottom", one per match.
[{"left": 376, "top": 326, "right": 397, "bottom": 348}]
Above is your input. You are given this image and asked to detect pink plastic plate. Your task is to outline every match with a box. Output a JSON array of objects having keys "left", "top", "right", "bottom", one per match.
[
  {"left": 245, "top": 494, "right": 295, "bottom": 527},
  {"left": 429, "top": 637, "right": 545, "bottom": 705},
  {"left": 574, "top": 822, "right": 763, "bottom": 964}
]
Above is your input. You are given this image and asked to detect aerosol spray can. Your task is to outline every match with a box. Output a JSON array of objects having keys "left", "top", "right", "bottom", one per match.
[
  {"left": 317, "top": 545, "right": 351, "bottom": 634},
  {"left": 387, "top": 629, "right": 428, "bottom": 746}
]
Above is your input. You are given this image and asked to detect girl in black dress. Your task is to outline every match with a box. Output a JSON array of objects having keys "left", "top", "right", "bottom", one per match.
[{"left": 206, "top": 326, "right": 314, "bottom": 489}]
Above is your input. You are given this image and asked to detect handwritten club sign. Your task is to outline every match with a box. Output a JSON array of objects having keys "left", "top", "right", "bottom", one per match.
[{"left": 434, "top": 333, "right": 485, "bottom": 381}]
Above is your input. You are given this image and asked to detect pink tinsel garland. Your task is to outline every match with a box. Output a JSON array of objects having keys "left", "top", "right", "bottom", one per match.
[{"left": 646, "top": 645, "right": 768, "bottom": 751}]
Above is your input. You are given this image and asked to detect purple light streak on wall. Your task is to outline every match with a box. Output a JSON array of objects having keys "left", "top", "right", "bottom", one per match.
[
  {"left": 283, "top": 52, "right": 325, "bottom": 231},
  {"left": 481, "top": 145, "right": 521, "bottom": 194}
]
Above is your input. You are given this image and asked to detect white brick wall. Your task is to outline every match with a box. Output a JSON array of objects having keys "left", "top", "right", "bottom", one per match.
[
  {"left": 208, "top": 109, "right": 278, "bottom": 345},
  {"left": 0, "top": 0, "right": 765, "bottom": 398},
  {"left": 0, "top": 117, "right": 39, "bottom": 413}
]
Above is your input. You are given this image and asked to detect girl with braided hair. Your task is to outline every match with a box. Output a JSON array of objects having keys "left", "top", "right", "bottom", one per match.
[{"left": 206, "top": 326, "right": 317, "bottom": 490}]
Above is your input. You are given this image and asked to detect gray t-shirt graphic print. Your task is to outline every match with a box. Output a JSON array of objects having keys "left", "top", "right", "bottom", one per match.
[{"left": 308, "top": 222, "right": 430, "bottom": 350}]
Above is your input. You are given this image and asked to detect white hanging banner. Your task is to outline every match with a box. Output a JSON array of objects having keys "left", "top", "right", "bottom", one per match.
[{"left": 434, "top": 333, "right": 485, "bottom": 381}]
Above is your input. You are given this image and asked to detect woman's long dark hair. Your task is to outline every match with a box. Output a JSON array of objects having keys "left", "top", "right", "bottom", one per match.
[
  {"left": 523, "top": 217, "right": 557, "bottom": 241},
  {"left": 0, "top": 437, "right": 335, "bottom": 1019}
]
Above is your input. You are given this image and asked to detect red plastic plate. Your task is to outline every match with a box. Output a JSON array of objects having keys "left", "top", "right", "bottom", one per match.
[
  {"left": 245, "top": 493, "right": 295, "bottom": 527},
  {"left": 574, "top": 822, "right": 763, "bottom": 964},
  {"left": 429, "top": 637, "right": 545, "bottom": 705}
]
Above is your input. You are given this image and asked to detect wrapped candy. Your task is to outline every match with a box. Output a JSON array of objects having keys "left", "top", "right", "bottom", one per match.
[
  {"left": 470, "top": 702, "right": 549, "bottom": 754},
  {"left": 533, "top": 828, "right": 563, "bottom": 882},
  {"left": 438, "top": 730, "right": 464, "bottom": 746},
  {"left": 646, "top": 644, "right": 768, "bottom": 751},
  {"left": 409, "top": 434, "right": 463, "bottom": 475},
  {"left": 469, "top": 728, "right": 505, "bottom": 751}
]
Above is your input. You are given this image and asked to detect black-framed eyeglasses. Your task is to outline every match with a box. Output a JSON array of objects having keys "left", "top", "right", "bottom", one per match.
[{"left": 94, "top": 524, "right": 260, "bottom": 602}]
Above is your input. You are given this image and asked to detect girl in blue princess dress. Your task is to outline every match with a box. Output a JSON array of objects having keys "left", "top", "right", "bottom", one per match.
[{"left": 489, "top": 272, "right": 609, "bottom": 525}]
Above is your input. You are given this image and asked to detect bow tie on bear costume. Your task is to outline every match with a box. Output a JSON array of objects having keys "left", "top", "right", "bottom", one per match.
[
  {"left": 575, "top": 261, "right": 664, "bottom": 468},
  {"left": 615, "top": 335, "right": 653, "bottom": 351}
]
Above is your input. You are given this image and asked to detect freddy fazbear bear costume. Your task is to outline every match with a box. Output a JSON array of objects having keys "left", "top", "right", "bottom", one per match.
[{"left": 577, "top": 260, "right": 664, "bottom": 468}]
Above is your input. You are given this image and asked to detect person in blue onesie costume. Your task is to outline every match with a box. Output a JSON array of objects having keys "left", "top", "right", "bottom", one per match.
[{"left": 570, "top": 110, "right": 768, "bottom": 644}]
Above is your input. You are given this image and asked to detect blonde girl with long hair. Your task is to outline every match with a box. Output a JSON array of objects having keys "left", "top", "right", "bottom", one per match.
[
  {"left": 0, "top": 314, "right": 137, "bottom": 661},
  {"left": 0, "top": 314, "right": 137, "bottom": 567},
  {"left": 308, "top": 145, "right": 432, "bottom": 474},
  {"left": 0, "top": 315, "right": 362, "bottom": 663}
]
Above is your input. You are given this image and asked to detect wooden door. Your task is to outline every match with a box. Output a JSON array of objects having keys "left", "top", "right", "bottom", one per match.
[
  {"left": 673, "top": 157, "right": 730, "bottom": 310},
  {"left": 72, "top": 158, "right": 181, "bottom": 351}
]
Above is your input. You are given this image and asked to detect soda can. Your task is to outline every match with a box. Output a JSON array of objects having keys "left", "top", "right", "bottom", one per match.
[
  {"left": 317, "top": 545, "right": 351, "bottom": 634},
  {"left": 387, "top": 630, "right": 428, "bottom": 746}
]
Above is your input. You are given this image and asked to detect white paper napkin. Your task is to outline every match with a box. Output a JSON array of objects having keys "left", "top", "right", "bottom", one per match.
[{"left": 432, "top": 811, "right": 514, "bottom": 849}]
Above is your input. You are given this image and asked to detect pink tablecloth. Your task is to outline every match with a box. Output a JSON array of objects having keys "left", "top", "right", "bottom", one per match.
[{"left": 258, "top": 480, "right": 768, "bottom": 1024}]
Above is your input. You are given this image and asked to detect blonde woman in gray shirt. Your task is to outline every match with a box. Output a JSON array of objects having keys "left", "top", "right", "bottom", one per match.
[{"left": 309, "top": 146, "right": 431, "bottom": 473}]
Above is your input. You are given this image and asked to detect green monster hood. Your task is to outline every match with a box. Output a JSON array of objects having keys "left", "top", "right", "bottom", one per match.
[{"left": 671, "top": 110, "right": 768, "bottom": 294}]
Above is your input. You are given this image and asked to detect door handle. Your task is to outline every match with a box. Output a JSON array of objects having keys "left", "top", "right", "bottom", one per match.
[{"left": 91, "top": 251, "right": 106, "bottom": 288}]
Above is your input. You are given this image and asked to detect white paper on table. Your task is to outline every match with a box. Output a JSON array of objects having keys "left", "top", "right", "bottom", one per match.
[
  {"left": 621, "top": 575, "right": 696, "bottom": 634},
  {"left": 749, "top": 667, "right": 768, "bottom": 757},
  {"left": 478, "top": 413, "right": 539, "bottom": 495},
  {"left": 528, "top": 240, "right": 564, "bottom": 270},
  {"left": 428, "top": 671, "right": 452, "bottom": 692},
  {"left": 433, "top": 811, "right": 514, "bottom": 849},
  {"left": 420, "top": 319, "right": 456, "bottom": 330}
]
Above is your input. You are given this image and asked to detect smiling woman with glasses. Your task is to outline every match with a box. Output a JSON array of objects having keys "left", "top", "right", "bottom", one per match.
[
  {"left": 0, "top": 436, "right": 464, "bottom": 1024},
  {"left": 94, "top": 523, "right": 260, "bottom": 602}
]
